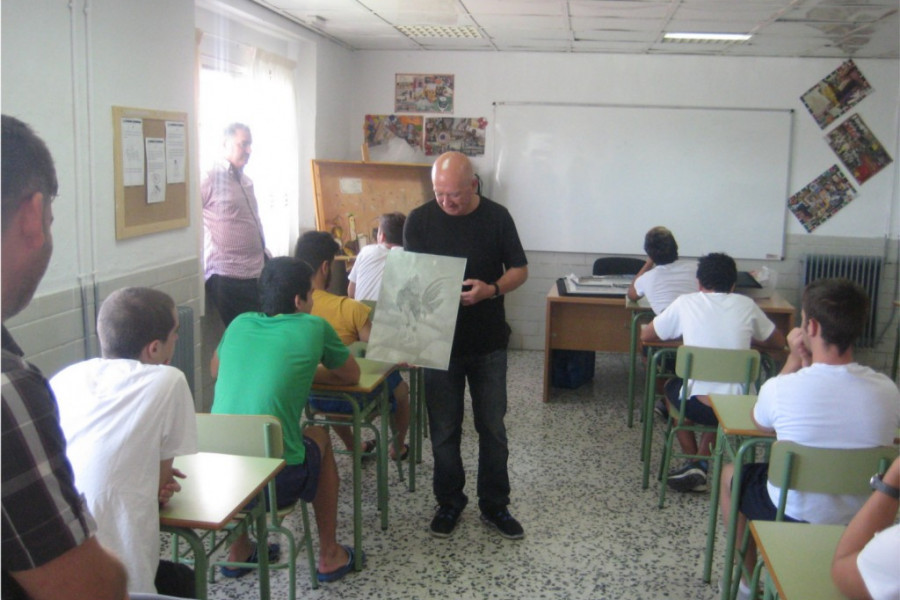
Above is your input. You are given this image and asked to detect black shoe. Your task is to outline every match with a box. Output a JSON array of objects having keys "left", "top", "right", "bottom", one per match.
[
  {"left": 480, "top": 508, "right": 524, "bottom": 540},
  {"left": 430, "top": 504, "right": 462, "bottom": 538},
  {"left": 666, "top": 461, "right": 708, "bottom": 493}
]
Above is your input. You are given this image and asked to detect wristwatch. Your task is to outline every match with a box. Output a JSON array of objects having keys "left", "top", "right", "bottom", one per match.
[
  {"left": 491, "top": 282, "right": 501, "bottom": 299},
  {"left": 869, "top": 473, "right": 900, "bottom": 499}
]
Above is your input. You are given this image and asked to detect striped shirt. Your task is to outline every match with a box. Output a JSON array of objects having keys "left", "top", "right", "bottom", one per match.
[
  {"left": 202, "top": 160, "right": 266, "bottom": 280},
  {"left": 1, "top": 326, "right": 95, "bottom": 586}
]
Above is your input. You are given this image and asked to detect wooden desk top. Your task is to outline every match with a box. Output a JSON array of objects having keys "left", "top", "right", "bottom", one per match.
[
  {"left": 160, "top": 452, "right": 284, "bottom": 530},
  {"left": 750, "top": 521, "right": 847, "bottom": 600},
  {"left": 312, "top": 356, "right": 396, "bottom": 394},
  {"left": 710, "top": 394, "right": 774, "bottom": 437},
  {"left": 550, "top": 284, "right": 795, "bottom": 315}
]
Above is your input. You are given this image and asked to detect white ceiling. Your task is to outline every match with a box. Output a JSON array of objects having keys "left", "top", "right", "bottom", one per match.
[{"left": 249, "top": 0, "right": 899, "bottom": 58}]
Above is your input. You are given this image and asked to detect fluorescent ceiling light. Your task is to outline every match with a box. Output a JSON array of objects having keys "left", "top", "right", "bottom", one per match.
[{"left": 664, "top": 32, "right": 752, "bottom": 43}]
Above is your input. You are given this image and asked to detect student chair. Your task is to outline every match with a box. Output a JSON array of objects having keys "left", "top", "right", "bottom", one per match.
[
  {"left": 592, "top": 256, "right": 645, "bottom": 276},
  {"left": 725, "top": 441, "right": 897, "bottom": 600},
  {"left": 657, "top": 346, "right": 761, "bottom": 508},
  {"left": 194, "top": 413, "right": 318, "bottom": 598}
]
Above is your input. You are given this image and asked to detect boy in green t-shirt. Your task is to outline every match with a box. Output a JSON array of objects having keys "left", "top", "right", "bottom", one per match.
[{"left": 212, "top": 257, "right": 362, "bottom": 583}]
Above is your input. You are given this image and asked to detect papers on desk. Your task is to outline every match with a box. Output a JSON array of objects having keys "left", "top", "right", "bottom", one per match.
[{"left": 557, "top": 273, "right": 634, "bottom": 297}]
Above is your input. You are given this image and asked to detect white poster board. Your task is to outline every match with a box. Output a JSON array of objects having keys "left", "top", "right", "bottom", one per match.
[{"left": 366, "top": 251, "right": 467, "bottom": 370}]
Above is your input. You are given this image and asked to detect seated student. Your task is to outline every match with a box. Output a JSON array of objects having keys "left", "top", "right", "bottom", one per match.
[
  {"left": 348, "top": 211, "right": 406, "bottom": 302},
  {"left": 627, "top": 226, "right": 699, "bottom": 418},
  {"left": 52, "top": 287, "right": 198, "bottom": 597},
  {"left": 719, "top": 278, "right": 900, "bottom": 600},
  {"left": 627, "top": 226, "right": 698, "bottom": 315},
  {"left": 295, "top": 230, "right": 411, "bottom": 460},
  {"left": 641, "top": 252, "right": 785, "bottom": 493},
  {"left": 211, "top": 257, "right": 362, "bottom": 583},
  {"left": 832, "top": 456, "right": 900, "bottom": 600}
]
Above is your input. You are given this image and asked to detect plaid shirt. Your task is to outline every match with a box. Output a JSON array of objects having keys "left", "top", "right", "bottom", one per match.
[
  {"left": 1, "top": 326, "right": 95, "bottom": 592},
  {"left": 202, "top": 161, "right": 267, "bottom": 280}
]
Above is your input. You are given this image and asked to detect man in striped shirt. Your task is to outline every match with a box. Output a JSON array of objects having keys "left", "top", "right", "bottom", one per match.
[{"left": 202, "top": 122, "right": 267, "bottom": 326}]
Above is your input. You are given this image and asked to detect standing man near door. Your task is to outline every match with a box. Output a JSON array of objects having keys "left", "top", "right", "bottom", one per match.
[{"left": 202, "top": 122, "right": 267, "bottom": 326}]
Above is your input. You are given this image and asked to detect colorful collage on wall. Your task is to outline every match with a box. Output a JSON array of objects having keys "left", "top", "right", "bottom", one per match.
[
  {"left": 792, "top": 60, "right": 892, "bottom": 232},
  {"left": 364, "top": 114, "right": 424, "bottom": 150},
  {"left": 825, "top": 114, "right": 894, "bottom": 185},
  {"left": 424, "top": 117, "right": 487, "bottom": 157},
  {"left": 394, "top": 74, "right": 454, "bottom": 113},
  {"left": 800, "top": 60, "right": 873, "bottom": 129},
  {"left": 787, "top": 165, "right": 857, "bottom": 233}
]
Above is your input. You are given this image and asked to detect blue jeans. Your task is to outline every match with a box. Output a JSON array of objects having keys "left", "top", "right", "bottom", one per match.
[{"left": 425, "top": 349, "right": 510, "bottom": 513}]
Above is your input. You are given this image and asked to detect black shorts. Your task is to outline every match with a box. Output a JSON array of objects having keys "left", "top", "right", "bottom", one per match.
[
  {"left": 737, "top": 463, "right": 804, "bottom": 523},
  {"left": 664, "top": 377, "right": 718, "bottom": 426}
]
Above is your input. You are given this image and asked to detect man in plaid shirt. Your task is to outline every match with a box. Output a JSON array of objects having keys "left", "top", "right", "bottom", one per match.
[{"left": 1, "top": 115, "right": 127, "bottom": 599}]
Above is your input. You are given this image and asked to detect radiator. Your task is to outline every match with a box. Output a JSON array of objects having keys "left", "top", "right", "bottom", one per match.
[
  {"left": 171, "top": 305, "right": 195, "bottom": 395},
  {"left": 803, "top": 254, "right": 882, "bottom": 348}
]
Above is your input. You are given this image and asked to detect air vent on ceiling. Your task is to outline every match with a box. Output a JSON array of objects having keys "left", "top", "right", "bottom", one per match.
[{"left": 396, "top": 24, "right": 482, "bottom": 39}]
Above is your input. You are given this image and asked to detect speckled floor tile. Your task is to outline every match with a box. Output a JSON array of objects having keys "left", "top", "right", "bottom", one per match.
[{"left": 166, "top": 351, "right": 729, "bottom": 599}]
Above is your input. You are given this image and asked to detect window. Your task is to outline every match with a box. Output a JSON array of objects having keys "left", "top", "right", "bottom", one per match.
[{"left": 198, "top": 35, "right": 299, "bottom": 258}]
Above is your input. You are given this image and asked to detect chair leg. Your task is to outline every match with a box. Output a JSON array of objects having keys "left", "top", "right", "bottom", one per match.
[{"left": 300, "top": 502, "right": 318, "bottom": 590}]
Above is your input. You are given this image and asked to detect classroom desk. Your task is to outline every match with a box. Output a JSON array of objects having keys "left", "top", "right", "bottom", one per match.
[
  {"left": 704, "top": 395, "right": 775, "bottom": 591},
  {"left": 160, "top": 452, "right": 285, "bottom": 600},
  {"left": 308, "top": 357, "right": 396, "bottom": 570},
  {"left": 543, "top": 285, "right": 796, "bottom": 402},
  {"left": 750, "top": 522, "right": 847, "bottom": 600}
]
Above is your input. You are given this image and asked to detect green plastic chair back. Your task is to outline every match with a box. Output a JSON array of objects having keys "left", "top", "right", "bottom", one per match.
[
  {"left": 769, "top": 441, "right": 896, "bottom": 502},
  {"left": 674, "top": 345, "right": 760, "bottom": 391}
]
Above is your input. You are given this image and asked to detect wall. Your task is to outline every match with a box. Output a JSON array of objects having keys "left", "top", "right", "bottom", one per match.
[
  {"left": 349, "top": 51, "right": 900, "bottom": 374},
  {"left": 2, "top": 0, "right": 357, "bottom": 410}
]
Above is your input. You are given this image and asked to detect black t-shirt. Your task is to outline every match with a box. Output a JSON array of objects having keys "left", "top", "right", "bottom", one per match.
[{"left": 404, "top": 197, "right": 527, "bottom": 356}]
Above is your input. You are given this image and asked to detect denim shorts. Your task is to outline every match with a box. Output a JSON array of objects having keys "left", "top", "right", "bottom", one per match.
[{"left": 308, "top": 369, "right": 402, "bottom": 414}]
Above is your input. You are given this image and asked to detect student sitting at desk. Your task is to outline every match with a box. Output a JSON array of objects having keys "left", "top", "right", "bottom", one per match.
[
  {"left": 52, "top": 287, "right": 198, "bottom": 597},
  {"left": 719, "top": 278, "right": 900, "bottom": 600},
  {"left": 627, "top": 226, "right": 697, "bottom": 315},
  {"left": 347, "top": 211, "right": 405, "bottom": 302},
  {"left": 295, "top": 230, "right": 411, "bottom": 460},
  {"left": 832, "top": 455, "right": 900, "bottom": 600},
  {"left": 641, "top": 252, "right": 785, "bottom": 493},
  {"left": 212, "top": 257, "right": 363, "bottom": 583}
]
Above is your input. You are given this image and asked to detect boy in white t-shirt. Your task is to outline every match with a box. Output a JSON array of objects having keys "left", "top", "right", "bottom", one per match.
[
  {"left": 641, "top": 253, "right": 785, "bottom": 493},
  {"left": 627, "top": 226, "right": 697, "bottom": 315},
  {"left": 53, "top": 288, "right": 198, "bottom": 597},
  {"left": 347, "top": 212, "right": 406, "bottom": 302},
  {"left": 719, "top": 278, "right": 900, "bottom": 599}
]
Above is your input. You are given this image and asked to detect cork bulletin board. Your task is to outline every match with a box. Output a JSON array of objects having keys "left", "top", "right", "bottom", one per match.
[
  {"left": 311, "top": 159, "right": 432, "bottom": 255},
  {"left": 112, "top": 106, "right": 190, "bottom": 240}
]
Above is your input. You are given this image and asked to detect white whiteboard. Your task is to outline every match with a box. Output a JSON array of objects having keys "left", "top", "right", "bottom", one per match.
[{"left": 491, "top": 103, "right": 793, "bottom": 260}]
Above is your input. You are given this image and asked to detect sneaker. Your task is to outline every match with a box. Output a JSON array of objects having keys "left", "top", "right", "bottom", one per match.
[
  {"left": 430, "top": 504, "right": 462, "bottom": 538},
  {"left": 480, "top": 508, "right": 525, "bottom": 540},
  {"left": 653, "top": 400, "right": 669, "bottom": 420},
  {"left": 667, "top": 461, "right": 708, "bottom": 493}
]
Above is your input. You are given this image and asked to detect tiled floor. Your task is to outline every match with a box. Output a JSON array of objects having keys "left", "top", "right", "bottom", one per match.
[{"left": 182, "top": 350, "right": 727, "bottom": 600}]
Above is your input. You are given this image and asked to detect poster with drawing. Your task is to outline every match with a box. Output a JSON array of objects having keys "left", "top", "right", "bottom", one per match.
[
  {"left": 364, "top": 114, "right": 423, "bottom": 150},
  {"left": 366, "top": 250, "right": 466, "bottom": 370}
]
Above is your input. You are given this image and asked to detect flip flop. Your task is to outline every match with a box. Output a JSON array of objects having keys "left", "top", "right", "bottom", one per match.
[
  {"left": 219, "top": 542, "right": 281, "bottom": 578},
  {"left": 317, "top": 544, "right": 365, "bottom": 583},
  {"left": 362, "top": 440, "right": 409, "bottom": 461}
]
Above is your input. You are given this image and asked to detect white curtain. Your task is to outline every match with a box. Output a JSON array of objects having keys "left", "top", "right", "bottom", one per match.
[{"left": 198, "top": 37, "right": 299, "bottom": 258}]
